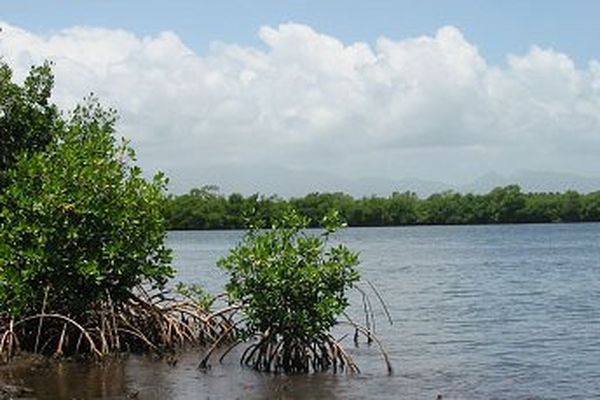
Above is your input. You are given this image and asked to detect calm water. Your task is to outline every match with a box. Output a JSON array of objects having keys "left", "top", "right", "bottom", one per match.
[{"left": 4, "top": 224, "right": 600, "bottom": 399}]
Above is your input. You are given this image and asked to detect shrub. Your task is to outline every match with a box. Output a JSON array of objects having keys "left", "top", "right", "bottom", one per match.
[
  {"left": 0, "top": 63, "right": 231, "bottom": 361},
  {"left": 0, "top": 97, "right": 173, "bottom": 317},
  {"left": 217, "top": 209, "right": 361, "bottom": 373}
]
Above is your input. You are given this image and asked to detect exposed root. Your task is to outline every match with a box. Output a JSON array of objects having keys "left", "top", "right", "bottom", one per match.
[
  {"left": 0, "top": 319, "right": 17, "bottom": 364},
  {"left": 365, "top": 280, "right": 393, "bottom": 326},
  {"left": 206, "top": 294, "right": 392, "bottom": 375},
  {"left": 198, "top": 317, "right": 244, "bottom": 369},
  {"left": 0, "top": 288, "right": 237, "bottom": 363},
  {"left": 338, "top": 320, "right": 393, "bottom": 375},
  {"left": 13, "top": 313, "right": 102, "bottom": 357},
  {"left": 230, "top": 332, "right": 360, "bottom": 374}
]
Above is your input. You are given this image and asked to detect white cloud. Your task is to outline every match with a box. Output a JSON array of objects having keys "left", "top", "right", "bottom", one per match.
[{"left": 1, "top": 21, "right": 600, "bottom": 193}]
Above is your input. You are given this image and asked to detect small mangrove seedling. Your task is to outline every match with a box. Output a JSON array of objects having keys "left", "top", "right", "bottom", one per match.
[{"left": 201, "top": 209, "right": 392, "bottom": 374}]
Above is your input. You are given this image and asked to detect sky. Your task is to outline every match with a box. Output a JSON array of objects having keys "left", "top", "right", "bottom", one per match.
[{"left": 2, "top": 1, "right": 600, "bottom": 195}]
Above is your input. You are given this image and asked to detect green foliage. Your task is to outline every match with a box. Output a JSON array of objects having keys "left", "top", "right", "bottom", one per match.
[
  {"left": 487, "top": 185, "right": 526, "bottom": 223},
  {"left": 165, "top": 185, "right": 286, "bottom": 230},
  {"left": 166, "top": 185, "right": 600, "bottom": 229},
  {"left": 0, "top": 62, "right": 60, "bottom": 178},
  {"left": 175, "top": 282, "right": 215, "bottom": 309},
  {"left": 218, "top": 209, "right": 360, "bottom": 341},
  {"left": 0, "top": 63, "right": 173, "bottom": 317}
]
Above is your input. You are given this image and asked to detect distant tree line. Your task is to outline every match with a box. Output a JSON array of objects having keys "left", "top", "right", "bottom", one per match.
[{"left": 165, "top": 184, "right": 600, "bottom": 230}]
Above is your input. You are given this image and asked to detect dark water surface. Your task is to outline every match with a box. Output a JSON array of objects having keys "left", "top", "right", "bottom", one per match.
[{"left": 3, "top": 224, "right": 600, "bottom": 399}]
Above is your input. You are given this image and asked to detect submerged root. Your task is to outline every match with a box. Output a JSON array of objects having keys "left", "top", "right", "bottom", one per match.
[{"left": 0, "top": 288, "right": 238, "bottom": 363}]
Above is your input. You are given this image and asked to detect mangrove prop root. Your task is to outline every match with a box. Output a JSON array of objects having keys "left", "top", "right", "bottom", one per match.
[
  {"left": 199, "top": 318, "right": 245, "bottom": 369},
  {"left": 0, "top": 289, "right": 237, "bottom": 363},
  {"left": 338, "top": 320, "right": 393, "bottom": 375},
  {"left": 226, "top": 333, "right": 360, "bottom": 374},
  {"left": 365, "top": 280, "right": 394, "bottom": 326},
  {"left": 34, "top": 287, "right": 50, "bottom": 354}
]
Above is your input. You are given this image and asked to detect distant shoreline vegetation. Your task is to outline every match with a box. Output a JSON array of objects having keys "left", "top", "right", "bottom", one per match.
[{"left": 165, "top": 184, "right": 600, "bottom": 230}]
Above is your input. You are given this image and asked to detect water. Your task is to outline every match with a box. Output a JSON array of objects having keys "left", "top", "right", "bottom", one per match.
[{"left": 3, "top": 224, "right": 600, "bottom": 399}]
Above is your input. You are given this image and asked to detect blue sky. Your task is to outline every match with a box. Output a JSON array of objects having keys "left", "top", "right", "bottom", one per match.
[
  {"left": 2, "top": 1, "right": 600, "bottom": 195},
  {"left": 4, "top": 0, "right": 599, "bottom": 66}
]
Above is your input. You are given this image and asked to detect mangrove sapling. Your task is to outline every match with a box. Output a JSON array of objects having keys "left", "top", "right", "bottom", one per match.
[{"left": 205, "top": 209, "right": 391, "bottom": 374}]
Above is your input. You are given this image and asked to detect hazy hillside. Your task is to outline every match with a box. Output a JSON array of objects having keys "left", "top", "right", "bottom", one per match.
[{"left": 169, "top": 166, "right": 600, "bottom": 197}]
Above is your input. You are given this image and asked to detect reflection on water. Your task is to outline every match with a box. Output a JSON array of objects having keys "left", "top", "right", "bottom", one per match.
[
  {"left": 0, "top": 351, "right": 375, "bottom": 399},
  {"left": 2, "top": 224, "right": 600, "bottom": 399},
  {"left": 0, "top": 357, "right": 128, "bottom": 398}
]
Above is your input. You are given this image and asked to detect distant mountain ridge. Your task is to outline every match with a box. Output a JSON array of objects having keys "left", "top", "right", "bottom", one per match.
[
  {"left": 458, "top": 170, "right": 600, "bottom": 195},
  {"left": 170, "top": 165, "right": 600, "bottom": 198}
]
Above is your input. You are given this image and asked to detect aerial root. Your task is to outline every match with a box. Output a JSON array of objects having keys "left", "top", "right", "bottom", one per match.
[
  {"left": 229, "top": 333, "right": 360, "bottom": 374},
  {"left": 338, "top": 320, "right": 393, "bottom": 375},
  {"left": 198, "top": 317, "right": 244, "bottom": 369},
  {"left": 0, "top": 288, "right": 237, "bottom": 363}
]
